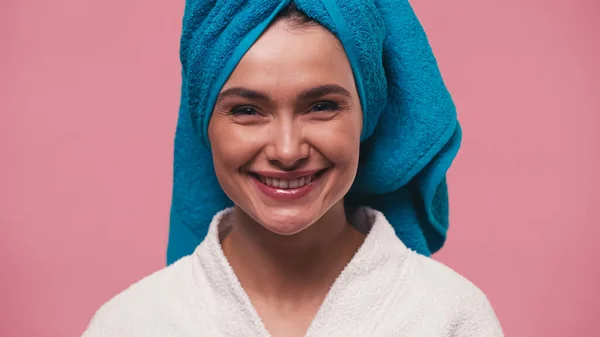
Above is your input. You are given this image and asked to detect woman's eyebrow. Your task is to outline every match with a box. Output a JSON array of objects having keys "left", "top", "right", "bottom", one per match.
[
  {"left": 218, "top": 87, "right": 270, "bottom": 101},
  {"left": 218, "top": 84, "right": 351, "bottom": 102},
  {"left": 298, "top": 84, "right": 351, "bottom": 100}
]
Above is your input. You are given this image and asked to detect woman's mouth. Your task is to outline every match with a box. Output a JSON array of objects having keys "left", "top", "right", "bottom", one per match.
[{"left": 248, "top": 169, "right": 329, "bottom": 201}]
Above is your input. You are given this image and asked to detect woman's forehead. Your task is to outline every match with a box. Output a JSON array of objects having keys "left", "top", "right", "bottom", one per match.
[{"left": 221, "top": 23, "right": 356, "bottom": 96}]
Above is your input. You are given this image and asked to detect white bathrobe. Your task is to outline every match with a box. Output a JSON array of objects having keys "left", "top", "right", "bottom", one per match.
[{"left": 83, "top": 208, "right": 504, "bottom": 336}]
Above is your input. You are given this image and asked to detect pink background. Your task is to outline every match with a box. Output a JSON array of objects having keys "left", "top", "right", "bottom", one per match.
[{"left": 2, "top": 0, "right": 599, "bottom": 336}]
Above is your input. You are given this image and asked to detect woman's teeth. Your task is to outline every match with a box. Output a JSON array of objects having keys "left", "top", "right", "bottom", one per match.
[{"left": 258, "top": 175, "right": 313, "bottom": 189}]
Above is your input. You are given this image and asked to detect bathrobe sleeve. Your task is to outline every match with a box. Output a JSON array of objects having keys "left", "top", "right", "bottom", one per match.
[{"left": 449, "top": 290, "right": 504, "bottom": 337}]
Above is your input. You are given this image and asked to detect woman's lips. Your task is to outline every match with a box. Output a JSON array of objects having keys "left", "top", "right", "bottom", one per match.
[{"left": 249, "top": 169, "right": 328, "bottom": 201}]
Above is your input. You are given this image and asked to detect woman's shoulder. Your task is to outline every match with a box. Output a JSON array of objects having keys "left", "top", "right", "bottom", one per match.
[
  {"left": 408, "top": 252, "right": 487, "bottom": 298},
  {"left": 403, "top": 252, "right": 504, "bottom": 335},
  {"left": 82, "top": 255, "right": 205, "bottom": 336}
]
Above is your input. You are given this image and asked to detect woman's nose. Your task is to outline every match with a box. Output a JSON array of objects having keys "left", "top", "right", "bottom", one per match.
[{"left": 265, "top": 122, "right": 310, "bottom": 169}]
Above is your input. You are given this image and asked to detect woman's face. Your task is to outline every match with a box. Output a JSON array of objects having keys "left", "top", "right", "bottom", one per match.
[{"left": 208, "top": 22, "right": 362, "bottom": 235}]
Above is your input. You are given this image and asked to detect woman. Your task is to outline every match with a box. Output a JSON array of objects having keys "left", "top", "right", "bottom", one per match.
[{"left": 84, "top": 1, "right": 503, "bottom": 336}]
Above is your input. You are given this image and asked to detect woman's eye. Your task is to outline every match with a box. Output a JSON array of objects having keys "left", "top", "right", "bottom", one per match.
[
  {"left": 310, "top": 101, "right": 340, "bottom": 112},
  {"left": 230, "top": 106, "right": 259, "bottom": 115}
]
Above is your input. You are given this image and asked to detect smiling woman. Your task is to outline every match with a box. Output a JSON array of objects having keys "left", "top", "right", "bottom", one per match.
[
  {"left": 83, "top": 1, "right": 503, "bottom": 336},
  {"left": 210, "top": 21, "right": 362, "bottom": 238}
]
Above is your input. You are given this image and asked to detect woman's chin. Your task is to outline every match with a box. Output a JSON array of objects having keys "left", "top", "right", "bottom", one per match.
[
  {"left": 262, "top": 223, "right": 310, "bottom": 236},
  {"left": 256, "top": 211, "right": 318, "bottom": 236}
]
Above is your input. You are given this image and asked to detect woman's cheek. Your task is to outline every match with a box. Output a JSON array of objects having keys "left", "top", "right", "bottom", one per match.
[
  {"left": 308, "top": 120, "right": 361, "bottom": 163},
  {"left": 217, "top": 124, "right": 267, "bottom": 167}
]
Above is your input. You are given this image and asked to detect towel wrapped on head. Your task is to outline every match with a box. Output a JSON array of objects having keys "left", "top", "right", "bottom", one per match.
[{"left": 167, "top": 0, "right": 461, "bottom": 264}]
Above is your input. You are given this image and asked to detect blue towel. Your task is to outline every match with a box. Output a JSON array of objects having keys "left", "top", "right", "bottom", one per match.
[{"left": 167, "top": 0, "right": 461, "bottom": 264}]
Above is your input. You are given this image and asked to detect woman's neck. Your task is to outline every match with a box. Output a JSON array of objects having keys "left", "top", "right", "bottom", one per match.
[{"left": 221, "top": 202, "right": 365, "bottom": 302}]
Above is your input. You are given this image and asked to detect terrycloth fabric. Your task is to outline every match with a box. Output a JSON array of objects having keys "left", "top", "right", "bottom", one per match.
[
  {"left": 167, "top": 0, "right": 461, "bottom": 264},
  {"left": 84, "top": 208, "right": 503, "bottom": 336}
]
